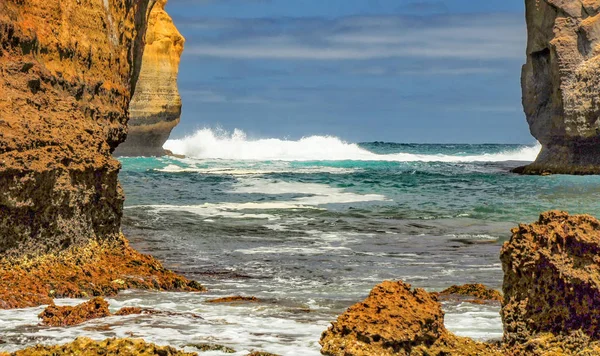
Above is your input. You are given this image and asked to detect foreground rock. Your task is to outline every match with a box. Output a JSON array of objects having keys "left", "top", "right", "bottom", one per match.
[
  {"left": 114, "top": 0, "right": 185, "bottom": 157},
  {"left": 319, "top": 280, "right": 499, "bottom": 355},
  {"left": 39, "top": 297, "right": 111, "bottom": 327},
  {"left": 501, "top": 211, "right": 600, "bottom": 343},
  {"left": 517, "top": 0, "right": 600, "bottom": 174},
  {"left": 1, "top": 337, "right": 195, "bottom": 356},
  {"left": 0, "top": 235, "right": 204, "bottom": 309}
]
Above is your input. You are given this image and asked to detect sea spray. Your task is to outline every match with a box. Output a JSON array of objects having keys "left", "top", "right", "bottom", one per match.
[{"left": 164, "top": 128, "right": 541, "bottom": 162}]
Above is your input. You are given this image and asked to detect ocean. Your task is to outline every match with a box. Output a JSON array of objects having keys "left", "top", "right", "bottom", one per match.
[{"left": 3, "top": 129, "right": 600, "bottom": 355}]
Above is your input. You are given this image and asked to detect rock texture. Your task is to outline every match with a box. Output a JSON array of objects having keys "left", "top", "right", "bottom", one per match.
[
  {"left": 0, "top": 234, "right": 204, "bottom": 309},
  {"left": 1, "top": 337, "right": 196, "bottom": 356},
  {"left": 518, "top": 0, "right": 600, "bottom": 174},
  {"left": 501, "top": 211, "right": 600, "bottom": 344},
  {"left": 319, "top": 280, "right": 499, "bottom": 356},
  {"left": 438, "top": 283, "right": 503, "bottom": 303},
  {"left": 0, "top": 0, "right": 153, "bottom": 257},
  {"left": 39, "top": 297, "right": 111, "bottom": 327},
  {"left": 114, "top": 0, "right": 184, "bottom": 157}
]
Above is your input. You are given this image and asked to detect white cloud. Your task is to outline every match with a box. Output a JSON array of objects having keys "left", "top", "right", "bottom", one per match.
[{"left": 185, "top": 14, "right": 525, "bottom": 61}]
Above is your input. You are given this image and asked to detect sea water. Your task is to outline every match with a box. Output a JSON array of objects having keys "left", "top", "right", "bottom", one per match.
[{"left": 3, "top": 129, "right": 600, "bottom": 355}]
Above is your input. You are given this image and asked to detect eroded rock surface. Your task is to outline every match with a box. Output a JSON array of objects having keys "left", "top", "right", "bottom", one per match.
[
  {"left": 2, "top": 337, "right": 196, "bottom": 356},
  {"left": 501, "top": 211, "right": 600, "bottom": 343},
  {"left": 114, "top": 0, "right": 184, "bottom": 157},
  {"left": 518, "top": 0, "right": 600, "bottom": 174},
  {"left": 319, "top": 280, "right": 499, "bottom": 356},
  {"left": 0, "top": 234, "right": 204, "bottom": 309},
  {"left": 39, "top": 297, "right": 111, "bottom": 327},
  {"left": 0, "top": 0, "right": 153, "bottom": 257}
]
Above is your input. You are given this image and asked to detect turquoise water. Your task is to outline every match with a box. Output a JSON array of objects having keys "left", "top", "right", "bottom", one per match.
[{"left": 3, "top": 140, "right": 600, "bottom": 355}]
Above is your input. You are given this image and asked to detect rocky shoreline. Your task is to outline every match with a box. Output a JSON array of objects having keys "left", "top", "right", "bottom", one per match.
[{"left": 319, "top": 211, "right": 600, "bottom": 355}]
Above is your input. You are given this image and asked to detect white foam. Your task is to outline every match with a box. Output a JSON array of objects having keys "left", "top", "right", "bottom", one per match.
[
  {"left": 230, "top": 179, "right": 388, "bottom": 205},
  {"left": 164, "top": 128, "right": 540, "bottom": 163},
  {"left": 155, "top": 165, "right": 357, "bottom": 176}
]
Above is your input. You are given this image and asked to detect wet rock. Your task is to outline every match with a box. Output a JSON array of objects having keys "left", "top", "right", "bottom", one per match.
[
  {"left": 438, "top": 283, "right": 503, "bottom": 303},
  {"left": 501, "top": 211, "right": 600, "bottom": 343},
  {"left": 206, "top": 296, "right": 260, "bottom": 303},
  {"left": 319, "top": 280, "right": 499, "bottom": 355},
  {"left": 39, "top": 297, "right": 110, "bottom": 327},
  {"left": 6, "top": 337, "right": 196, "bottom": 355},
  {"left": 186, "top": 343, "right": 236, "bottom": 353},
  {"left": 246, "top": 352, "right": 281, "bottom": 356},
  {"left": 0, "top": 235, "right": 205, "bottom": 309}
]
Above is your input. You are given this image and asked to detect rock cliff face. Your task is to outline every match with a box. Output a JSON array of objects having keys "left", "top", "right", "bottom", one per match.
[
  {"left": 501, "top": 211, "right": 600, "bottom": 343},
  {"left": 0, "top": 0, "right": 153, "bottom": 257},
  {"left": 519, "top": 0, "right": 600, "bottom": 174},
  {"left": 0, "top": 0, "right": 204, "bottom": 308},
  {"left": 114, "top": 0, "right": 184, "bottom": 157}
]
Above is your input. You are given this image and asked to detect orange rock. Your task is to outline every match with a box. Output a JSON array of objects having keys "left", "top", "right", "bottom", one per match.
[
  {"left": 439, "top": 283, "right": 503, "bottom": 303},
  {"left": 206, "top": 296, "right": 260, "bottom": 303},
  {"left": 319, "top": 280, "right": 500, "bottom": 355},
  {"left": 115, "top": 0, "right": 185, "bottom": 157},
  {"left": 39, "top": 297, "right": 111, "bottom": 327},
  {"left": 115, "top": 307, "right": 145, "bottom": 316},
  {"left": 7, "top": 337, "right": 196, "bottom": 355},
  {"left": 0, "top": 234, "right": 205, "bottom": 309},
  {"left": 501, "top": 211, "right": 600, "bottom": 343}
]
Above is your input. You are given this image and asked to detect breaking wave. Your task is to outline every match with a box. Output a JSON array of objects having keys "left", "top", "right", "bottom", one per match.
[{"left": 164, "top": 128, "right": 540, "bottom": 162}]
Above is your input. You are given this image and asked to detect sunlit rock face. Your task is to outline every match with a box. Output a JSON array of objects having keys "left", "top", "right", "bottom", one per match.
[
  {"left": 0, "top": 0, "right": 154, "bottom": 257},
  {"left": 114, "top": 0, "right": 184, "bottom": 157},
  {"left": 518, "top": 0, "right": 600, "bottom": 174}
]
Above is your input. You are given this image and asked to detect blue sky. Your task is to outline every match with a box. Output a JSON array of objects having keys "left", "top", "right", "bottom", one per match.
[{"left": 166, "top": 0, "right": 531, "bottom": 143}]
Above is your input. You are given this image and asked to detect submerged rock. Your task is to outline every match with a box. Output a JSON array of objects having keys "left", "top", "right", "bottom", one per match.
[
  {"left": 114, "top": 0, "right": 185, "bottom": 157},
  {"left": 319, "top": 280, "right": 499, "bottom": 356},
  {"left": 3, "top": 337, "right": 195, "bottom": 356},
  {"left": 205, "top": 296, "right": 261, "bottom": 303},
  {"left": 517, "top": 0, "right": 600, "bottom": 174},
  {"left": 438, "top": 283, "right": 503, "bottom": 303},
  {"left": 39, "top": 297, "right": 111, "bottom": 327},
  {"left": 501, "top": 211, "right": 600, "bottom": 343}
]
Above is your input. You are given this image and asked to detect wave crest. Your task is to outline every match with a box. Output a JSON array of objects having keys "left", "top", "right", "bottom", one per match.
[{"left": 164, "top": 128, "right": 540, "bottom": 163}]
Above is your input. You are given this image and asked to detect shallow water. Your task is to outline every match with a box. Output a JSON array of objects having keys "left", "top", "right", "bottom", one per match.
[{"left": 3, "top": 137, "right": 600, "bottom": 354}]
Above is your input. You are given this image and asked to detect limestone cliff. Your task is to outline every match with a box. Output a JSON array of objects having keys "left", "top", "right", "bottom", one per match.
[
  {"left": 0, "top": 0, "right": 156, "bottom": 256},
  {"left": 518, "top": 0, "right": 600, "bottom": 174},
  {"left": 114, "top": 0, "right": 184, "bottom": 157},
  {"left": 0, "top": 0, "right": 203, "bottom": 308}
]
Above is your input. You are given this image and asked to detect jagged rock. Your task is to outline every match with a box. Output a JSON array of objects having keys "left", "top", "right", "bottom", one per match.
[
  {"left": 0, "top": 234, "right": 204, "bottom": 309},
  {"left": 517, "top": 0, "right": 600, "bottom": 174},
  {"left": 114, "top": 0, "right": 184, "bottom": 157},
  {"left": 4, "top": 337, "right": 196, "bottom": 356},
  {"left": 39, "top": 297, "right": 111, "bottom": 327},
  {"left": 501, "top": 211, "right": 600, "bottom": 343},
  {"left": 319, "top": 280, "right": 499, "bottom": 356}
]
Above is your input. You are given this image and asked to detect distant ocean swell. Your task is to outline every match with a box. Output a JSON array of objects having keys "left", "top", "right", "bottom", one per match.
[{"left": 164, "top": 128, "right": 541, "bottom": 162}]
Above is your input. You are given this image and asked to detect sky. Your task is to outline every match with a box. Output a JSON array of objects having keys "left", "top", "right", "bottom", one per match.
[{"left": 166, "top": 0, "right": 531, "bottom": 144}]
